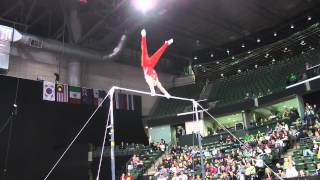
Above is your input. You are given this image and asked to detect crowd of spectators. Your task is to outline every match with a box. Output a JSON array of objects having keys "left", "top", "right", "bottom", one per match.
[
  {"left": 153, "top": 121, "right": 295, "bottom": 179},
  {"left": 124, "top": 103, "right": 320, "bottom": 179}
]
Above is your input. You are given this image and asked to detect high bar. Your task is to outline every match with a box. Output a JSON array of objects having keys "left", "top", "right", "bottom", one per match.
[
  {"left": 177, "top": 109, "right": 208, "bottom": 116},
  {"left": 112, "top": 86, "right": 195, "bottom": 102},
  {"left": 286, "top": 74, "right": 320, "bottom": 89}
]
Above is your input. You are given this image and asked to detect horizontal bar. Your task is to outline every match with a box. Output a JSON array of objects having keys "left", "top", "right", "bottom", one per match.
[
  {"left": 112, "top": 86, "right": 195, "bottom": 102},
  {"left": 286, "top": 75, "right": 320, "bottom": 89},
  {"left": 177, "top": 109, "right": 208, "bottom": 116}
]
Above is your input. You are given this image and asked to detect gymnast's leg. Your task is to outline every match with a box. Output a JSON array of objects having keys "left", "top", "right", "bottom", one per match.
[
  {"left": 141, "top": 29, "right": 148, "bottom": 67},
  {"left": 149, "top": 38, "right": 173, "bottom": 68}
]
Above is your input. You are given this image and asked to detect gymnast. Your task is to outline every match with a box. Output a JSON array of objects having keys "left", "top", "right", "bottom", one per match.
[{"left": 140, "top": 29, "right": 173, "bottom": 98}]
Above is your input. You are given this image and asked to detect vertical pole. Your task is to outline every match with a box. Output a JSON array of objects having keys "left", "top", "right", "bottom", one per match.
[
  {"left": 193, "top": 101, "right": 205, "bottom": 180},
  {"left": 109, "top": 87, "right": 116, "bottom": 180}
]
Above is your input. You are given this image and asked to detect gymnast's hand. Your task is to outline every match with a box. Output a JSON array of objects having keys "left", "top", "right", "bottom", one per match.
[{"left": 141, "top": 29, "right": 146, "bottom": 37}]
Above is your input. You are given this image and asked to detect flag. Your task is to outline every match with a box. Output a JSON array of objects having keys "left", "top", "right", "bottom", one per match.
[
  {"left": 115, "top": 92, "right": 120, "bottom": 109},
  {"left": 98, "top": 90, "right": 106, "bottom": 105},
  {"left": 93, "top": 89, "right": 99, "bottom": 106},
  {"left": 43, "top": 81, "right": 55, "bottom": 101},
  {"left": 120, "top": 93, "right": 127, "bottom": 110},
  {"left": 127, "top": 94, "right": 135, "bottom": 111},
  {"left": 69, "top": 86, "right": 81, "bottom": 104},
  {"left": 56, "top": 83, "right": 68, "bottom": 102},
  {"left": 82, "top": 87, "right": 93, "bottom": 105}
]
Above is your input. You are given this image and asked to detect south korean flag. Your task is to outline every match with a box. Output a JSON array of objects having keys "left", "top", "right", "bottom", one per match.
[{"left": 43, "top": 81, "right": 55, "bottom": 101}]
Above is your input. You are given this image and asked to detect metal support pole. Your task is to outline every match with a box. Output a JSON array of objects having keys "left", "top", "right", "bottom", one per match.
[
  {"left": 193, "top": 100, "right": 205, "bottom": 180},
  {"left": 109, "top": 87, "right": 116, "bottom": 180}
]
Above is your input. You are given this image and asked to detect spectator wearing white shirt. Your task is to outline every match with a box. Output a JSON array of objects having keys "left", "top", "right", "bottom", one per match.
[{"left": 285, "top": 163, "right": 298, "bottom": 178}]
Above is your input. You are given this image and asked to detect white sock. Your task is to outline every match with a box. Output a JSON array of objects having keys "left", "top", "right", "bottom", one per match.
[
  {"left": 141, "top": 29, "right": 146, "bottom": 37},
  {"left": 167, "top": 38, "right": 173, "bottom": 45}
]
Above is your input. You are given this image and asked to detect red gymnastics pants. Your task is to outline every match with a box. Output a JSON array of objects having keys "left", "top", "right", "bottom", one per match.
[{"left": 141, "top": 36, "right": 169, "bottom": 80}]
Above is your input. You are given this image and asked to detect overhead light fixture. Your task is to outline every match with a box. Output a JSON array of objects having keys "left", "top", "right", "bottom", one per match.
[
  {"left": 248, "top": 50, "right": 252, "bottom": 54},
  {"left": 290, "top": 24, "right": 294, "bottom": 29},
  {"left": 226, "top": 49, "right": 230, "bottom": 55},
  {"left": 133, "top": 0, "right": 156, "bottom": 14},
  {"left": 241, "top": 43, "right": 245, "bottom": 48},
  {"left": 264, "top": 53, "right": 269, "bottom": 58},
  {"left": 220, "top": 73, "right": 224, "bottom": 77},
  {"left": 145, "top": 126, "right": 149, "bottom": 129},
  {"left": 237, "top": 69, "right": 241, "bottom": 73},
  {"left": 300, "top": 40, "right": 306, "bottom": 46},
  {"left": 194, "top": 56, "right": 198, "bottom": 60},
  {"left": 254, "top": 64, "right": 258, "bottom": 69},
  {"left": 216, "top": 61, "right": 220, "bottom": 64},
  {"left": 309, "top": 46, "right": 315, "bottom": 50},
  {"left": 257, "top": 38, "right": 261, "bottom": 43},
  {"left": 308, "top": 16, "right": 312, "bottom": 21},
  {"left": 210, "top": 53, "right": 214, "bottom": 58},
  {"left": 232, "top": 56, "right": 235, "bottom": 60},
  {"left": 273, "top": 32, "right": 277, "bottom": 37}
]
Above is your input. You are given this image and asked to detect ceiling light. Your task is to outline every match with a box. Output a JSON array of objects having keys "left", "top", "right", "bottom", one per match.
[
  {"left": 309, "top": 46, "right": 315, "bottom": 50},
  {"left": 133, "top": 0, "right": 156, "bottom": 13},
  {"left": 254, "top": 64, "right": 258, "bottom": 69},
  {"left": 226, "top": 49, "right": 230, "bottom": 55},
  {"left": 257, "top": 38, "right": 261, "bottom": 43},
  {"left": 220, "top": 73, "right": 224, "bottom": 77},
  {"left": 273, "top": 32, "right": 277, "bottom": 37},
  {"left": 300, "top": 40, "right": 306, "bottom": 46},
  {"left": 237, "top": 69, "right": 241, "bottom": 73},
  {"left": 216, "top": 61, "right": 220, "bottom": 64},
  {"left": 241, "top": 43, "right": 245, "bottom": 48},
  {"left": 308, "top": 16, "right": 312, "bottom": 21},
  {"left": 248, "top": 50, "right": 252, "bottom": 54},
  {"left": 232, "top": 56, "right": 235, "bottom": 60},
  {"left": 194, "top": 56, "right": 198, "bottom": 60},
  {"left": 290, "top": 24, "right": 294, "bottom": 29},
  {"left": 210, "top": 53, "right": 214, "bottom": 57},
  {"left": 264, "top": 53, "right": 269, "bottom": 58}
]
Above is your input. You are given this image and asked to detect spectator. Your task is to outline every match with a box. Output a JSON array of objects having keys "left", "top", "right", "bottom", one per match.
[
  {"left": 244, "top": 162, "right": 256, "bottom": 179},
  {"left": 120, "top": 173, "right": 126, "bottom": 180},
  {"left": 285, "top": 163, "right": 298, "bottom": 178},
  {"left": 316, "top": 163, "right": 320, "bottom": 175},
  {"left": 119, "top": 141, "right": 126, "bottom": 150},
  {"left": 274, "top": 163, "right": 283, "bottom": 176},
  {"left": 299, "top": 169, "right": 306, "bottom": 177},
  {"left": 126, "top": 172, "right": 134, "bottom": 180},
  {"left": 264, "top": 168, "right": 274, "bottom": 180}
]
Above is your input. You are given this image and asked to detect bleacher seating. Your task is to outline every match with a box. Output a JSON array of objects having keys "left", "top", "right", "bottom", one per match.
[
  {"left": 292, "top": 138, "right": 320, "bottom": 175},
  {"left": 206, "top": 49, "right": 320, "bottom": 106}
]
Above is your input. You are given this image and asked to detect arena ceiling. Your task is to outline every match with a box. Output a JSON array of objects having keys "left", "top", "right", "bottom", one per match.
[{"left": 0, "top": 0, "right": 319, "bottom": 74}]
